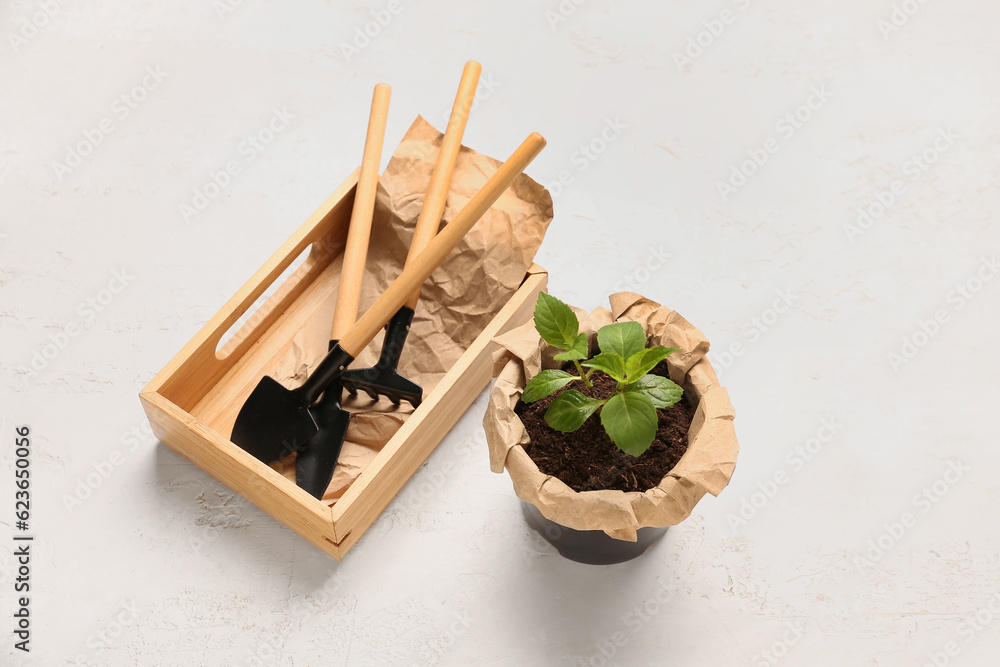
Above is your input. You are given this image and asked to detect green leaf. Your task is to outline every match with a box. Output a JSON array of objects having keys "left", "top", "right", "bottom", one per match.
[
  {"left": 533, "top": 292, "right": 580, "bottom": 351},
  {"left": 521, "top": 369, "right": 576, "bottom": 403},
  {"left": 626, "top": 374, "right": 683, "bottom": 409},
  {"left": 601, "top": 392, "right": 658, "bottom": 457},
  {"left": 544, "top": 390, "right": 605, "bottom": 432},
  {"left": 597, "top": 321, "right": 646, "bottom": 360},
  {"left": 582, "top": 352, "right": 626, "bottom": 383},
  {"left": 553, "top": 333, "right": 588, "bottom": 361},
  {"left": 624, "top": 346, "right": 679, "bottom": 383}
]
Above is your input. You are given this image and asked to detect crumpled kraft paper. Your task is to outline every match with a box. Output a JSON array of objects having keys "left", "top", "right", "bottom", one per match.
[
  {"left": 270, "top": 115, "right": 553, "bottom": 502},
  {"left": 484, "top": 292, "right": 738, "bottom": 541}
]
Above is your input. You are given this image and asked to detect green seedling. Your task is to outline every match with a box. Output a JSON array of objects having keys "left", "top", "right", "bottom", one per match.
[{"left": 521, "top": 292, "right": 683, "bottom": 457}]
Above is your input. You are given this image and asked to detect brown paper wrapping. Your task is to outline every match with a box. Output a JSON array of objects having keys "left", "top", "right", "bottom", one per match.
[
  {"left": 270, "top": 115, "right": 553, "bottom": 502},
  {"left": 484, "top": 292, "right": 739, "bottom": 541}
]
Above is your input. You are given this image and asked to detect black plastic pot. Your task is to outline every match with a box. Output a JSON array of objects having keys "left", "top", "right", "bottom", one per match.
[{"left": 521, "top": 501, "right": 668, "bottom": 565}]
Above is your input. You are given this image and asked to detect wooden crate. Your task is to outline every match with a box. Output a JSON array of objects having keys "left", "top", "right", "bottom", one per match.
[{"left": 139, "top": 170, "right": 548, "bottom": 560}]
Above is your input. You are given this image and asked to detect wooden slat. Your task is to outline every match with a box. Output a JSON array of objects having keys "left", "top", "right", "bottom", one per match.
[
  {"left": 190, "top": 256, "right": 344, "bottom": 435},
  {"left": 143, "top": 170, "right": 359, "bottom": 411}
]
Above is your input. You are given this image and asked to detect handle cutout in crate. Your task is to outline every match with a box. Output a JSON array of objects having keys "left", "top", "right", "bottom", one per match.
[{"left": 215, "top": 243, "right": 316, "bottom": 360}]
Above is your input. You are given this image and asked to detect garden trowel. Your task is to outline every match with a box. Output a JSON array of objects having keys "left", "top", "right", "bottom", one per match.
[{"left": 293, "top": 82, "right": 390, "bottom": 498}]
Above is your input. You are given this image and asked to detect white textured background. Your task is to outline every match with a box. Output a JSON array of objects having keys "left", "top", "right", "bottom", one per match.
[{"left": 2, "top": 0, "right": 1000, "bottom": 665}]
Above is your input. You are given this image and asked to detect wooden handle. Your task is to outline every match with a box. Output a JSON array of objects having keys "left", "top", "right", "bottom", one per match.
[
  {"left": 404, "top": 60, "right": 481, "bottom": 310},
  {"left": 331, "top": 83, "right": 391, "bottom": 339},
  {"left": 339, "top": 132, "right": 546, "bottom": 357}
]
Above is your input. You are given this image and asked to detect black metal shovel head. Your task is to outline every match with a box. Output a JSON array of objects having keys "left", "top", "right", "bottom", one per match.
[
  {"left": 341, "top": 366, "right": 423, "bottom": 408},
  {"left": 230, "top": 375, "right": 319, "bottom": 464},
  {"left": 295, "top": 389, "right": 351, "bottom": 499}
]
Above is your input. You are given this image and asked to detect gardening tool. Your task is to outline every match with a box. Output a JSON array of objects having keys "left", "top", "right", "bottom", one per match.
[
  {"left": 340, "top": 60, "right": 481, "bottom": 409},
  {"left": 293, "top": 82, "right": 391, "bottom": 498},
  {"left": 230, "top": 131, "right": 547, "bottom": 479}
]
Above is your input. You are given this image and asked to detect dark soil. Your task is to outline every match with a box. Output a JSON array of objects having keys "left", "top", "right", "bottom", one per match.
[{"left": 515, "top": 363, "right": 694, "bottom": 493}]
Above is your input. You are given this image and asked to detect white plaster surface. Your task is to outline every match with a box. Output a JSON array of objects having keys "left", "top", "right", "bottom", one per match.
[{"left": 2, "top": 1, "right": 1000, "bottom": 665}]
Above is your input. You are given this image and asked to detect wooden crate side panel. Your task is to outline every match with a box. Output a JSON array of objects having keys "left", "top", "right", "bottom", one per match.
[
  {"left": 189, "top": 257, "right": 347, "bottom": 435},
  {"left": 139, "top": 392, "right": 343, "bottom": 560},
  {"left": 213, "top": 247, "right": 325, "bottom": 361},
  {"left": 145, "top": 171, "right": 359, "bottom": 412},
  {"left": 331, "top": 270, "right": 547, "bottom": 549}
]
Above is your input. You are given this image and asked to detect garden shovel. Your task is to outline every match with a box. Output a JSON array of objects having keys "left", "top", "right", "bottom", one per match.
[
  {"left": 230, "top": 131, "right": 547, "bottom": 482},
  {"left": 293, "top": 82, "right": 390, "bottom": 498},
  {"left": 340, "top": 60, "right": 481, "bottom": 409}
]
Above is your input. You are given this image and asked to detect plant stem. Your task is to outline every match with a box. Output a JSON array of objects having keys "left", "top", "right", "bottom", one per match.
[{"left": 573, "top": 360, "right": 594, "bottom": 395}]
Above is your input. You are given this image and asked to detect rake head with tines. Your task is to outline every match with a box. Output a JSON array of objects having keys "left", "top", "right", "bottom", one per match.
[{"left": 340, "top": 306, "right": 422, "bottom": 408}]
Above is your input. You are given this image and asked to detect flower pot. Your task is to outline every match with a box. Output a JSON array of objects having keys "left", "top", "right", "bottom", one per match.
[
  {"left": 521, "top": 501, "right": 668, "bottom": 565},
  {"left": 484, "top": 292, "right": 738, "bottom": 563}
]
